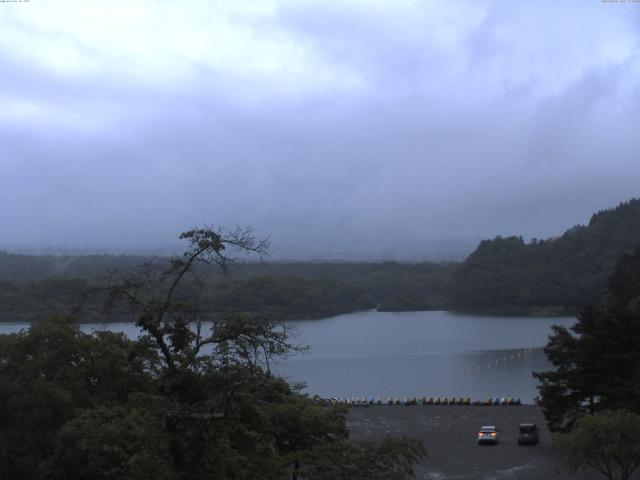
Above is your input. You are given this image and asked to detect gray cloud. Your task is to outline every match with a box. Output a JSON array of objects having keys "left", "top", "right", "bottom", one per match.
[{"left": 1, "top": 0, "right": 639, "bottom": 259}]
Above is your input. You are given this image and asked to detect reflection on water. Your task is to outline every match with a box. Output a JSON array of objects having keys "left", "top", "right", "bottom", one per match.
[
  {"left": 275, "top": 348, "right": 551, "bottom": 402},
  {"left": 0, "top": 310, "right": 575, "bottom": 403},
  {"left": 272, "top": 310, "right": 575, "bottom": 402}
]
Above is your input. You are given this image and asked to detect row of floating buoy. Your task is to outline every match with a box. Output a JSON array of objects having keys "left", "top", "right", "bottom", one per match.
[
  {"left": 474, "top": 348, "right": 534, "bottom": 370},
  {"left": 318, "top": 396, "right": 522, "bottom": 407}
]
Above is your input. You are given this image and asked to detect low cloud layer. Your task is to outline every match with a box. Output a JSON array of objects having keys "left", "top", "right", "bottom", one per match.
[{"left": 2, "top": 0, "right": 640, "bottom": 259}]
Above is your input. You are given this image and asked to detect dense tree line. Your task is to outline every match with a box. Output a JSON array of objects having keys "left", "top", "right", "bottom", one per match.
[
  {"left": 450, "top": 198, "right": 640, "bottom": 313},
  {"left": 0, "top": 257, "right": 453, "bottom": 322},
  {"left": 0, "top": 227, "right": 426, "bottom": 480},
  {"left": 3, "top": 198, "right": 640, "bottom": 320},
  {"left": 0, "top": 251, "right": 142, "bottom": 282}
]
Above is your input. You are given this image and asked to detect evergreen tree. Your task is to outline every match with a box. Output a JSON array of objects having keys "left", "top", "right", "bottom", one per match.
[{"left": 534, "top": 244, "right": 640, "bottom": 431}]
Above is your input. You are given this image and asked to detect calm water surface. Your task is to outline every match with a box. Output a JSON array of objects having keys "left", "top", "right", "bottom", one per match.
[
  {"left": 274, "top": 310, "right": 575, "bottom": 402},
  {"left": 0, "top": 310, "right": 575, "bottom": 402}
]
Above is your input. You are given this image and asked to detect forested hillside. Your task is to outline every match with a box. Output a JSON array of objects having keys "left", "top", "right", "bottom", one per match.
[
  {"left": 0, "top": 256, "right": 453, "bottom": 321},
  {"left": 450, "top": 198, "right": 640, "bottom": 314},
  {"left": 3, "top": 198, "right": 640, "bottom": 320}
]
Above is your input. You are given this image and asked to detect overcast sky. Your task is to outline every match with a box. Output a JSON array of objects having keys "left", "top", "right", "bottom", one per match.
[{"left": 1, "top": 0, "right": 639, "bottom": 259}]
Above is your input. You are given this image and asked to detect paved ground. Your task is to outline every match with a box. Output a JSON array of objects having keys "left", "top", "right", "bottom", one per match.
[{"left": 347, "top": 405, "right": 606, "bottom": 480}]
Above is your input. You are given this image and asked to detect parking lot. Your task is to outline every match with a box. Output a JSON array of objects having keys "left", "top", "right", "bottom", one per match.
[{"left": 347, "top": 405, "right": 605, "bottom": 480}]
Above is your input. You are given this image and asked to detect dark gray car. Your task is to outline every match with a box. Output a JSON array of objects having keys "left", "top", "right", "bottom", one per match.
[{"left": 517, "top": 423, "right": 540, "bottom": 445}]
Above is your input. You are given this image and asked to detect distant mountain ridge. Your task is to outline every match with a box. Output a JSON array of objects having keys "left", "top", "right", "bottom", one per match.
[
  {"left": 449, "top": 198, "right": 640, "bottom": 314},
  {"left": 2, "top": 198, "right": 640, "bottom": 320}
]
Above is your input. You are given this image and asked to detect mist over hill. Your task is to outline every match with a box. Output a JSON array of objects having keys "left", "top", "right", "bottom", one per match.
[
  {"left": 2, "top": 197, "right": 640, "bottom": 320},
  {"left": 1, "top": 235, "right": 480, "bottom": 263}
]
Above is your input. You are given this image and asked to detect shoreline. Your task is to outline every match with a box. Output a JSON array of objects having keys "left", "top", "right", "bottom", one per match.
[{"left": 0, "top": 306, "right": 578, "bottom": 324}]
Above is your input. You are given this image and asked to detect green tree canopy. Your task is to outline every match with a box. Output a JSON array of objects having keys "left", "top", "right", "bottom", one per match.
[
  {"left": 450, "top": 198, "right": 640, "bottom": 313},
  {"left": 534, "top": 243, "right": 640, "bottom": 431},
  {"left": 0, "top": 226, "right": 426, "bottom": 480},
  {"left": 556, "top": 410, "right": 640, "bottom": 480}
]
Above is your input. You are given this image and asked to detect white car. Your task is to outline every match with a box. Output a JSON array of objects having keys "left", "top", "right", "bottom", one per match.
[{"left": 477, "top": 425, "right": 500, "bottom": 445}]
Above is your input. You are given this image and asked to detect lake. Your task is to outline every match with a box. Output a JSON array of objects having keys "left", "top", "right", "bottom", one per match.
[
  {"left": 273, "top": 310, "right": 575, "bottom": 403},
  {"left": 0, "top": 310, "right": 575, "bottom": 403}
]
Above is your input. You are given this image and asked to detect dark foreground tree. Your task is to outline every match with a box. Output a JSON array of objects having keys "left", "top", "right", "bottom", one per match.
[
  {"left": 0, "top": 318, "right": 160, "bottom": 480},
  {"left": 0, "top": 226, "right": 426, "bottom": 480},
  {"left": 299, "top": 436, "right": 426, "bottom": 480},
  {"left": 534, "top": 244, "right": 640, "bottom": 431},
  {"left": 555, "top": 410, "right": 640, "bottom": 480}
]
